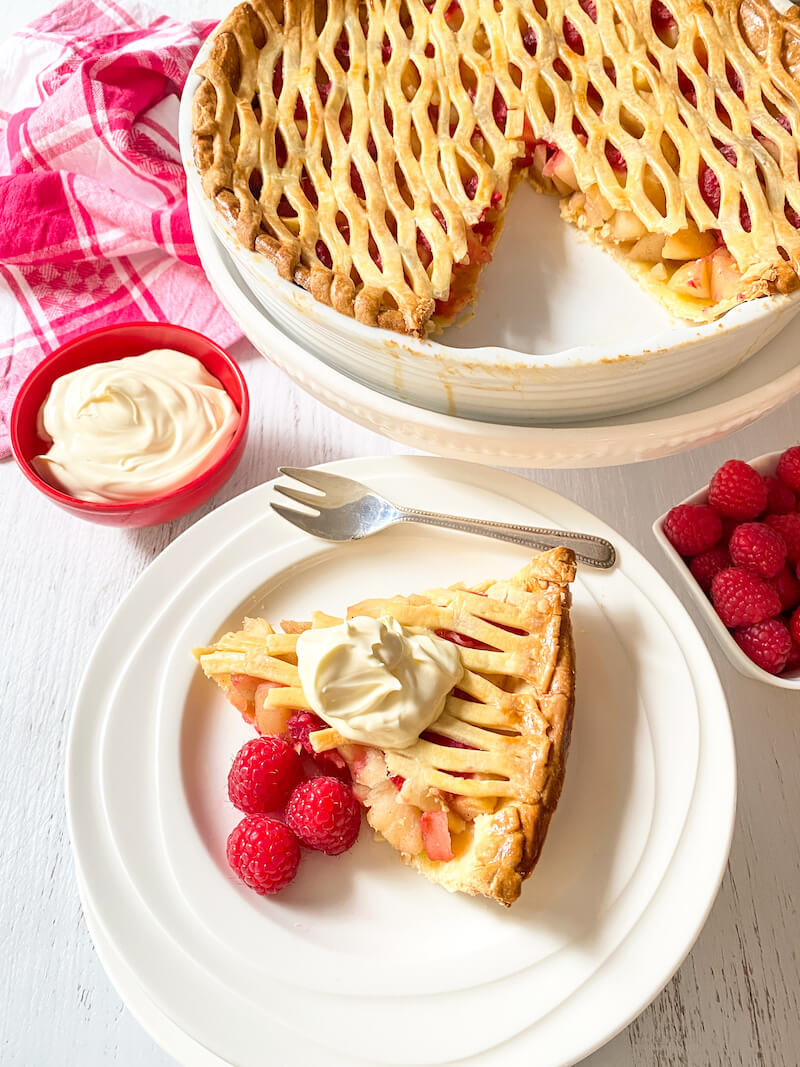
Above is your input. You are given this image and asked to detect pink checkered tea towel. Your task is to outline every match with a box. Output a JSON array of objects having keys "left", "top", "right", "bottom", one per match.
[{"left": 0, "top": 0, "right": 240, "bottom": 457}]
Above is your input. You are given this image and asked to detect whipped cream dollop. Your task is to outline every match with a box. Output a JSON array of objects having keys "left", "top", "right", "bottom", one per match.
[
  {"left": 33, "top": 349, "right": 239, "bottom": 503},
  {"left": 296, "top": 616, "right": 463, "bottom": 749}
]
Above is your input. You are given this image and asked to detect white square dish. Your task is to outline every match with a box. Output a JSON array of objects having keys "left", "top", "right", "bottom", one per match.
[{"left": 653, "top": 451, "right": 800, "bottom": 690}]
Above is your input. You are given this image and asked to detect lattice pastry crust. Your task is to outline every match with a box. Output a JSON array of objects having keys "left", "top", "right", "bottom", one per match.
[
  {"left": 192, "top": 0, "right": 800, "bottom": 335},
  {"left": 194, "top": 547, "right": 576, "bottom": 906}
]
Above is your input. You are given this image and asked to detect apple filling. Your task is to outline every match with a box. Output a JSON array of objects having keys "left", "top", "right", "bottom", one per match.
[
  {"left": 430, "top": 203, "right": 502, "bottom": 326},
  {"left": 327, "top": 741, "right": 493, "bottom": 864},
  {"left": 221, "top": 670, "right": 491, "bottom": 865},
  {"left": 526, "top": 140, "right": 744, "bottom": 309}
]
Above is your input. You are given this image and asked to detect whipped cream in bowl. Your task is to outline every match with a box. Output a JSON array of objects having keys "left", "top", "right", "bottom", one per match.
[
  {"left": 33, "top": 349, "right": 239, "bottom": 503},
  {"left": 10, "top": 323, "right": 249, "bottom": 526},
  {"left": 296, "top": 615, "right": 464, "bottom": 749}
]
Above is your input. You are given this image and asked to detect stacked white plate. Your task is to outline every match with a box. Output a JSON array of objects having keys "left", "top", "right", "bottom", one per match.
[
  {"left": 180, "top": 41, "right": 800, "bottom": 428},
  {"left": 68, "top": 457, "right": 736, "bottom": 1066}
]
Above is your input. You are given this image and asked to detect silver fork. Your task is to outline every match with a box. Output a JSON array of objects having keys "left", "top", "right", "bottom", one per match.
[{"left": 272, "top": 467, "right": 616, "bottom": 569}]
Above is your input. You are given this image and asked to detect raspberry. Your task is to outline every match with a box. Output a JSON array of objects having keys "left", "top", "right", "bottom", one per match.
[
  {"left": 729, "top": 522, "right": 787, "bottom": 579},
  {"left": 286, "top": 776, "right": 361, "bottom": 855},
  {"left": 765, "top": 513, "right": 800, "bottom": 563},
  {"left": 226, "top": 815, "right": 300, "bottom": 895},
  {"left": 711, "top": 567, "right": 781, "bottom": 628},
  {"left": 764, "top": 475, "right": 796, "bottom": 515},
  {"left": 228, "top": 736, "right": 302, "bottom": 815},
  {"left": 689, "top": 545, "right": 731, "bottom": 592},
  {"left": 708, "top": 459, "right": 767, "bottom": 520},
  {"left": 663, "top": 504, "right": 722, "bottom": 556},
  {"left": 287, "top": 709, "right": 326, "bottom": 755},
  {"left": 776, "top": 445, "right": 800, "bottom": 493},
  {"left": 733, "top": 618, "right": 793, "bottom": 675},
  {"left": 791, "top": 605, "right": 800, "bottom": 646},
  {"left": 287, "top": 711, "right": 350, "bottom": 779},
  {"left": 720, "top": 517, "right": 739, "bottom": 543},
  {"left": 785, "top": 639, "right": 800, "bottom": 672},
  {"left": 771, "top": 566, "right": 800, "bottom": 612}
]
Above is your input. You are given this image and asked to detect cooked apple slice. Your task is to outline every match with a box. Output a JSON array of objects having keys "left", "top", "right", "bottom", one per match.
[
  {"left": 420, "top": 810, "right": 454, "bottom": 861},
  {"left": 543, "top": 149, "right": 578, "bottom": 194},
  {"left": 254, "top": 681, "right": 292, "bottom": 735},
  {"left": 630, "top": 233, "right": 667, "bottom": 262},
  {"left": 366, "top": 781, "right": 424, "bottom": 855},
  {"left": 531, "top": 142, "right": 549, "bottom": 181},
  {"left": 668, "top": 257, "right": 712, "bottom": 300},
  {"left": 663, "top": 224, "right": 717, "bottom": 260},
  {"left": 351, "top": 746, "right": 389, "bottom": 787},
  {"left": 710, "top": 248, "right": 742, "bottom": 301},
  {"left": 449, "top": 793, "right": 497, "bottom": 821},
  {"left": 609, "top": 210, "right": 647, "bottom": 242},
  {"left": 584, "top": 185, "right": 614, "bottom": 227}
]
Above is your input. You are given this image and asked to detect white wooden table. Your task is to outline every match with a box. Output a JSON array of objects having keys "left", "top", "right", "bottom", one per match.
[{"left": 2, "top": 3, "right": 800, "bottom": 1065}]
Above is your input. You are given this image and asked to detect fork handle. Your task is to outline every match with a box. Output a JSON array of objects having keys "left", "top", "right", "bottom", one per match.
[{"left": 397, "top": 508, "right": 616, "bottom": 569}]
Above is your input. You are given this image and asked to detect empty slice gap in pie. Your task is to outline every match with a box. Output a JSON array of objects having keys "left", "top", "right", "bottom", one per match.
[
  {"left": 194, "top": 547, "right": 576, "bottom": 906},
  {"left": 192, "top": 0, "right": 800, "bottom": 336}
]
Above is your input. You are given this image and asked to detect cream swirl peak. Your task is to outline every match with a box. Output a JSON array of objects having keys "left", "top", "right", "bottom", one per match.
[
  {"left": 296, "top": 616, "right": 463, "bottom": 749},
  {"left": 33, "top": 350, "right": 238, "bottom": 503}
]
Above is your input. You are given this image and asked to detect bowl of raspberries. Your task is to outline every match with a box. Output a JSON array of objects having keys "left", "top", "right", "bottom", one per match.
[{"left": 654, "top": 447, "right": 800, "bottom": 686}]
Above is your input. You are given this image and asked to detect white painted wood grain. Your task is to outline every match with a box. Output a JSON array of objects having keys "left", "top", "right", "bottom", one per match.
[
  {"left": 1, "top": 2, "right": 799, "bottom": 1064},
  {"left": 4, "top": 342, "right": 800, "bottom": 1066}
]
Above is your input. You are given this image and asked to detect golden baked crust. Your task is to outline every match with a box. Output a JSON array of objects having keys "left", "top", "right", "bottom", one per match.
[
  {"left": 192, "top": 0, "right": 800, "bottom": 334},
  {"left": 194, "top": 547, "right": 576, "bottom": 906}
]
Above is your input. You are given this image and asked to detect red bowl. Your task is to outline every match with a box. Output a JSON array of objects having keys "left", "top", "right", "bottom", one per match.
[{"left": 10, "top": 322, "right": 249, "bottom": 527}]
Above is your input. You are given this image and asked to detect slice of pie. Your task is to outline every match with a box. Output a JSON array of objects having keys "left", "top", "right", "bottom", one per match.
[
  {"left": 194, "top": 547, "right": 576, "bottom": 906},
  {"left": 192, "top": 0, "right": 800, "bottom": 335}
]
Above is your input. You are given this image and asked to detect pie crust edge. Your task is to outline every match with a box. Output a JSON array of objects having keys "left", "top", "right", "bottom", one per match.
[
  {"left": 191, "top": 0, "right": 800, "bottom": 337},
  {"left": 403, "top": 550, "right": 575, "bottom": 907}
]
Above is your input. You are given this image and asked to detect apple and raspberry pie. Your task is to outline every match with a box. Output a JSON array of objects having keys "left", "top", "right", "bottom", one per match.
[
  {"left": 194, "top": 547, "right": 576, "bottom": 906},
  {"left": 192, "top": 0, "right": 800, "bottom": 335}
]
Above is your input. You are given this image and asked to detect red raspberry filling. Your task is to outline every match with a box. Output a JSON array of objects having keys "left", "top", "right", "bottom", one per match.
[
  {"left": 287, "top": 711, "right": 350, "bottom": 779},
  {"left": 435, "top": 628, "right": 497, "bottom": 651}
]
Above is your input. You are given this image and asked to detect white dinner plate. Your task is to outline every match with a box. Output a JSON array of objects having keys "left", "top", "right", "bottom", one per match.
[
  {"left": 67, "top": 456, "right": 736, "bottom": 1066},
  {"left": 78, "top": 877, "right": 227, "bottom": 1067}
]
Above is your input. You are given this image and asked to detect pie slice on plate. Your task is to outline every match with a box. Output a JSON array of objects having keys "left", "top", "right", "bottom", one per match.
[
  {"left": 194, "top": 547, "right": 576, "bottom": 906},
  {"left": 192, "top": 0, "right": 800, "bottom": 335}
]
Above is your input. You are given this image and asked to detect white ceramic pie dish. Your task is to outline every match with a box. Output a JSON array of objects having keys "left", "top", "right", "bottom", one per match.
[
  {"left": 653, "top": 451, "right": 800, "bottom": 690},
  {"left": 188, "top": 188, "right": 800, "bottom": 468},
  {"left": 180, "top": 41, "right": 800, "bottom": 425}
]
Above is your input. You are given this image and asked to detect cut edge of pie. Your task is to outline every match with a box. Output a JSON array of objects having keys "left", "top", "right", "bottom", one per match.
[
  {"left": 193, "top": 546, "right": 576, "bottom": 907},
  {"left": 191, "top": 0, "right": 800, "bottom": 337}
]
